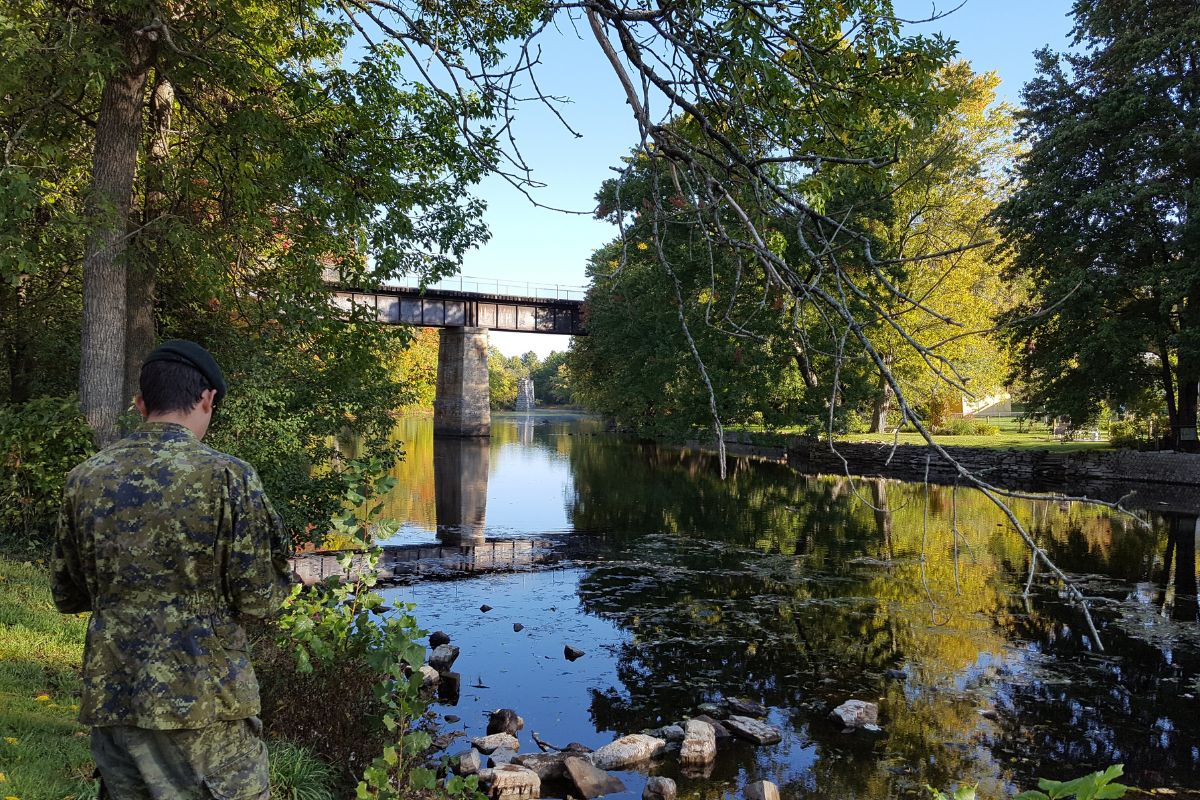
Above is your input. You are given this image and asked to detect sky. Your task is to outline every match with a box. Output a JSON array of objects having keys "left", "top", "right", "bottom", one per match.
[{"left": 456, "top": 0, "right": 1079, "bottom": 358}]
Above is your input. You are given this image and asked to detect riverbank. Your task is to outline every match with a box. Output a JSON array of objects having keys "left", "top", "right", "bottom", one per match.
[
  {"left": 0, "top": 555, "right": 337, "bottom": 799},
  {"left": 677, "top": 432, "right": 1200, "bottom": 514}
]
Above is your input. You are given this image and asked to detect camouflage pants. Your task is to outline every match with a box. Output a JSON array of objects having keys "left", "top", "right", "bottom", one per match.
[{"left": 91, "top": 717, "right": 270, "bottom": 800}]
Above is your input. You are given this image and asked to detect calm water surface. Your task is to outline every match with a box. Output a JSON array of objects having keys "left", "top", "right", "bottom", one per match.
[{"left": 376, "top": 414, "right": 1200, "bottom": 799}]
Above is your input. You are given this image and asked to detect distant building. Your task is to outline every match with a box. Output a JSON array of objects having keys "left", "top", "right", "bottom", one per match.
[
  {"left": 515, "top": 378, "right": 535, "bottom": 411},
  {"left": 960, "top": 393, "right": 1012, "bottom": 416}
]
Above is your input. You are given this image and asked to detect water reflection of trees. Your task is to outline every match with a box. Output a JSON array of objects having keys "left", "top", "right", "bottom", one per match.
[{"left": 565, "top": 438, "right": 1199, "bottom": 795}]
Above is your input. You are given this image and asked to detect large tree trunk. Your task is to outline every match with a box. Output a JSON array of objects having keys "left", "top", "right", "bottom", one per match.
[
  {"left": 124, "top": 75, "right": 173, "bottom": 402},
  {"left": 869, "top": 361, "right": 893, "bottom": 434},
  {"left": 80, "top": 37, "right": 153, "bottom": 446},
  {"left": 1175, "top": 287, "right": 1200, "bottom": 452}
]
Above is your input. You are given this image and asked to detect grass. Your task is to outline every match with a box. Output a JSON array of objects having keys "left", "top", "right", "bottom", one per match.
[
  {"left": 728, "top": 416, "right": 1113, "bottom": 454},
  {"left": 0, "top": 555, "right": 339, "bottom": 800},
  {"left": 840, "top": 416, "right": 1111, "bottom": 453},
  {"left": 0, "top": 555, "right": 95, "bottom": 800}
]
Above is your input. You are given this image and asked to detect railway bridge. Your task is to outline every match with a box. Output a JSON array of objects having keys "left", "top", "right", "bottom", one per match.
[{"left": 330, "top": 276, "right": 585, "bottom": 437}]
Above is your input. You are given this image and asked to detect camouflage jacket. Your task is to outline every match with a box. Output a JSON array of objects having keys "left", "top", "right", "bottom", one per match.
[{"left": 52, "top": 422, "right": 293, "bottom": 729}]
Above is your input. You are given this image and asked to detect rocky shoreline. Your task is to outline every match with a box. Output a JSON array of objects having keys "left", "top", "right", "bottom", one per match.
[{"left": 416, "top": 628, "right": 883, "bottom": 800}]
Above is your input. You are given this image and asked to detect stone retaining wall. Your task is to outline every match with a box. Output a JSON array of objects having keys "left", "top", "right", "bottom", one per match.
[{"left": 785, "top": 441, "right": 1200, "bottom": 488}]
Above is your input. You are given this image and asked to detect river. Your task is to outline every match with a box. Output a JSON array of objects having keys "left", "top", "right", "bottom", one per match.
[{"left": 374, "top": 413, "right": 1200, "bottom": 799}]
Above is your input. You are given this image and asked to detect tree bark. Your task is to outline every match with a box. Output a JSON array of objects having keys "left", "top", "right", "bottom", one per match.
[
  {"left": 1175, "top": 287, "right": 1200, "bottom": 452},
  {"left": 124, "top": 74, "right": 172, "bottom": 403},
  {"left": 80, "top": 36, "right": 152, "bottom": 446},
  {"left": 869, "top": 361, "right": 893, "bottom": 434}
]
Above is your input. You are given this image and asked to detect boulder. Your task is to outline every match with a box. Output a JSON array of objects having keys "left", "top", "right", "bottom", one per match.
[
  {"left": 419, "top": 664, "right": 440, "bottom": 687},
  {"left": 696, "top": 702, "right": 724, "bottom": 717},
  {"left": 430, "top": 631, "right": 451, "bottom": 648},
  {"left": 488, "top": 747, "right": 519, "bottom": 767},
  {"left": 589, "top": 734, "right": 666, "bottom": 770},
  {"left": 564, "top": 645, "right": 586, "bottom": 662},
  {"left": 564, "top": 756, "right": 625, "bottom": 799},
  {"left": 679, "top": 720, "right": 716, "bottom": 766},
  {"left": 724, "top": 716, "right": 782, "bottom": 745},
  {"left": 745, "top": 779, "right": 780, "bottom": 800},
  {"left": 829, "top": 700, "right": 880, "bottom": 731},
  {"left": 643, "top": 776, "right": 677, "bottom": 800},
  {"left": 512, "top": 753, "right": 568, "bottom": 782},
  {"left": 488, "top": 708, "right": 525, "bottom": 736},
  {"left": 480, "top": 604, "right": 494, "bottom": 613},
  {"left": 645, "top": 724, "right": 685, "bottom": 743},
  {"left": 456, "top": 748, "right": 482, "bottom": 776},
  {"left": 726, "top": 698, "right": 768, "bottom": 718},
  {"left": 429, "top": 644, "right": 461, "bottom": 673},
  {"left": 472, "top": 733, "right": 520, "bottom": 755},
  {"left": 445, "top": 714, "right": 461, "bottom": 724},
  {"left": 513, "top": 623, "right": 525, "bottom": 632},
  {"left": 438, "top": 671, "right": 462, "bottom": 704},
  {"left": 692, "top": 714, "right": 732, "bottom": 741},
  {"left": 479, "top": 764, "right": 540, "bottom": 800}
]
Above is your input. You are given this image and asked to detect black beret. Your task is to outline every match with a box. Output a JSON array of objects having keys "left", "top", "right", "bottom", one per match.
[{"left": 143, "top": 339, "right": 227, "bottom": 404}]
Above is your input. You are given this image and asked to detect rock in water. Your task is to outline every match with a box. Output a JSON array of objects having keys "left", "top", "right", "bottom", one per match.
[
  {"left": 512, "top": 753, "right": 568, "bottom": 782},
  {"left": 488, "top": 708, "right": 525, "bottom": 736},
  {"left": 479, "top": 764, "right": 540, "bottom": 800},
  {"left": 564, "top": 756, "right": 625, "bottom": 799},
  {"left": 419, "top": 664, "right": 440, "bottom": 687},
  {"left": 472, "top": 733, "right": 520, "bottom": 755},
  {"left": 724, "top": 716, "right": 782, "bottom": 745},
  {"left": 456, "top": 749, "right": 482, "bottom": 776},
  {"left": 589, "top": 734, "right": 666, "bottom": 770},
  {"left": 745, "top": 780, "right": 780, "bottom": 800},
  {"left": 429, "top": 644, "right": 461, "bottom": 672},
  {"left": 513, "top": 623, "right": 525, "bottom": 632},
  {"left": 564, "top": 645, "right": 586, "bottom": 662},
  {"left": 829, "top": 699, "right": 880, "bottom": 731},
  {"left": 438, "top": 671, "right": 461, "bottom": 704},
  {"left": 646, "top": 724, "right": 685, "bottom": 743},
  {"left": 430, "top": 631, "right": 451, "bottom": 648},
  {"left": 726, "top": 697, "right": 768, "bottom": 718},
  {"left": 643, "top": 776, "right": 677, "bottom": 800},
  {"left": 445, "top": 714, "right": 461, "bottom": 724},
  {"left": 692, "top": 714, "right": 732, "bottom": 740},
  {"left": 679, "top": 720, "right": 716, "bottom": 766},
  {"left": 480, "top": 604, "right": 494, "bottom": 613},
  {"left": 488, "top": 747, "right": 519, "bottom": 767}
]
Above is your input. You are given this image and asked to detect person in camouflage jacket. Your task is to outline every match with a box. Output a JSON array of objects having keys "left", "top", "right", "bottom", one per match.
[{"left": 53, "top": 340, "right": 293, "bottom": 799}]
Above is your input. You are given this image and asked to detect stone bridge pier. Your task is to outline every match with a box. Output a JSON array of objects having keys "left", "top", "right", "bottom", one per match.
[{"left": 433, "top": 326, "right": 491, "bottom": 437}]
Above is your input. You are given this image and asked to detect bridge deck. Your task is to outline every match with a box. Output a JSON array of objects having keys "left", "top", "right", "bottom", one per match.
[{"left": 331, "top": 284, "right": 585, "bottom": 335}]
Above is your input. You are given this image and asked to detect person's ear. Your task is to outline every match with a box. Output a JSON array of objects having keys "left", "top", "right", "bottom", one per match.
[
  {"left": 134, "top": 395, "right": 149, "bottom": 420},
  {"left": 198, "top": 388, "right": 217, "bottom": 415}
]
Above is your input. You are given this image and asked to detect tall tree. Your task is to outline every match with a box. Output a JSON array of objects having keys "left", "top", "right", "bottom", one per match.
[{"left": 996, "top": 0, "right": 1200, "bottom": 450}]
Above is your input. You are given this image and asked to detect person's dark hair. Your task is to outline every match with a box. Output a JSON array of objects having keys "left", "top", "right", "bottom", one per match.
[{"left": 139, "top": 360, "right": 213, "bottom": 414}]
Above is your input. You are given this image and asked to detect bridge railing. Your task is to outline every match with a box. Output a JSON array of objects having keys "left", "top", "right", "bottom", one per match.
[{"left": 387, "top": 273, "right": 588, "bottom": 301}]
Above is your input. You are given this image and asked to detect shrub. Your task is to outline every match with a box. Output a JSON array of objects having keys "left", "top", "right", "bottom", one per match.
[
  {"left": 1108, "top": 414, "right": 1166, "bottom": 450},
  {"left": 0, "top": 396, "right": 94, "bottom": 548},
  {"left": 932, "top": 417, "right": 999, "bottom": 437}
]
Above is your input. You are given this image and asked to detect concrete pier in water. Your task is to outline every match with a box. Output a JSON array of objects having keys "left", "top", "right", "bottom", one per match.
[{"left": 433, "top": 327, "right": 491, "bottom": 437}]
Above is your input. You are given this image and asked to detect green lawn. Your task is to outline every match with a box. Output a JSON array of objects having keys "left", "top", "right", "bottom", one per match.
[
  {"left": 0, "top": 556, "right": 96, "bottom": 800},
  {"left": 840, "top": 420, "right": 1111, "bottom": 452},
  {"left": 732, "top": 416, "right": 1114, "bottom": 454}
]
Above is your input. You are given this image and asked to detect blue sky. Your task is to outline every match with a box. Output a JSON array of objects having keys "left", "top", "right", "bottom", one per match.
[{"left": 463, "top": 0, "right": 1079, "bottom": 357}]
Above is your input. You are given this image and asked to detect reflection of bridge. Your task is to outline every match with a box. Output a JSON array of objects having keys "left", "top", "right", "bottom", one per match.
[
  {"left": 290, "top": 432, "right": 566, "bottom": 585},
  {"left": 329, "top": 276, "right": 586, "bottom": 437}
]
